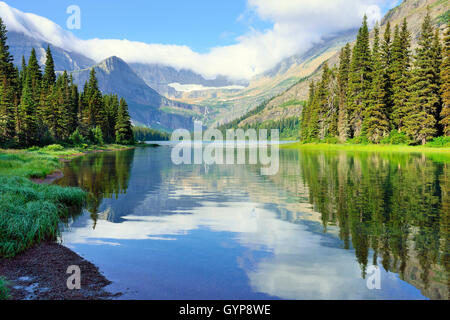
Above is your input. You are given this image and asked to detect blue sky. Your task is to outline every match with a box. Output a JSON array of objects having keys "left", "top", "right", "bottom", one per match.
[
  {"left": 2, "top": 1, "right": 400, "bottom": 79},
  {"left": 5, "top": 0, "right": 273, "bottom": 53}
]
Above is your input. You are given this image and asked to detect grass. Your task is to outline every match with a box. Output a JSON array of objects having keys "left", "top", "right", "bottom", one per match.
[
  {"left": 281, "top": 142, "right": 450, "bottom": 155},
  {"left": 26, "top": 143, "right": 134, "bottom": 158},
  {"left": 0, "top": 149, "right": 87, "bottom": 258},
  {"left": 0, "top": 277, "right": 9, "bottom": 300}
]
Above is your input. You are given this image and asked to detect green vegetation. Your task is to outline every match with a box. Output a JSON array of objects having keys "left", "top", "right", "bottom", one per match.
[
  {"left": 235, "top": 117, "right": 300, "bottom": 140},
  {"left": 0, "top": 150, "right": 86, "bottom": 258},
  {"left": 300, "top": 13, "right": 449, "bottom": 145},
  {"left": 282, "top": 141, "right": 450, "bottom": 155},
  {"left": 133, "top": 126, "right": 170, "bottom": 142},
  {"left": 0, "top": 277, "right": 9, "bottom": 300},
  {"left": 0, "top": 18, "right": 134, "bottom": 149}
]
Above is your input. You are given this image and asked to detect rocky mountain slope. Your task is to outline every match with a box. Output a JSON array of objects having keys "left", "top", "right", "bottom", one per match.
[
  {"left": 230, "top": 0, "right": 449, "bottom": 128},
  {"left": 70, "top": 56, "right": 206, "bottom": 131},
  {"left": 130, "top": 63, "right": 247, "bottom": 98},
  {"left": 192, "top": 29, "right": 359, "bottom": 128}
]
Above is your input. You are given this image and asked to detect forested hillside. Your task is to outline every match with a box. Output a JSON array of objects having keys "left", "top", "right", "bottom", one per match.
[{"left": 0, "top": 18, "right": 134, "bottom": 148}]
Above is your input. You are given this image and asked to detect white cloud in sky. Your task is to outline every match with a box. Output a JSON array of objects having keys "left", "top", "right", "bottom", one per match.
[{"left": 0, "top": 0, "right": 396, "bottom": 80}]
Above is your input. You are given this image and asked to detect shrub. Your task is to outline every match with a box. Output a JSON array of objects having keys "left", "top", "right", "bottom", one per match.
[
  {"left": 348, "top": 135, "right": 371, "bottom": 145},
  {"left": 89, "top": 126, "right": 104, "bottom": 146},
  {"left": 380, "top": 131, "right": 411, "bottom": 145},
  {"left": 43, "top": 144, "right": 65, "bottom": 152},
  {"left": 69, "top": 129, "right": 85, "bottom": 146},
  {"left": 324, "top": 137, "right": 340, "bottom": 144},
  {"left": 426, "top": 136, "right": 450, "bottom": 148}
]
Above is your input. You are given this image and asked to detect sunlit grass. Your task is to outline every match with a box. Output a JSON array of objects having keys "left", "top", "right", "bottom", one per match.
[
  {"left": 281, "top": 142, "right": 450, "bottom": 155},
  {"left": 0, "top": 150, "right": 86, "bottom": 258}
]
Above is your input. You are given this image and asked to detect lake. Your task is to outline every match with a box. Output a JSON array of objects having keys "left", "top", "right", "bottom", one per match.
[{"left": 56, "top": 145, "right": 449, "bottom": 300}]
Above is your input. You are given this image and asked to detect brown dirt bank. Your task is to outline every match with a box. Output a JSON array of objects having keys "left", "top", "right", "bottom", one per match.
[{"left": 0, "top": 242, "right": 120, "bottom": 300}]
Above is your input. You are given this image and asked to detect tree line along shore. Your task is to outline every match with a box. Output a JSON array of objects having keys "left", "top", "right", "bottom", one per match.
[{"left": 300, "top": 12, "right": 449, "bottom": 147}]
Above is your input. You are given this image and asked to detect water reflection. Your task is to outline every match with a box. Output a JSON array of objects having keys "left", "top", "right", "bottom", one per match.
[{"left": 57, "top": 147, "right": 449, "bottom": 300}]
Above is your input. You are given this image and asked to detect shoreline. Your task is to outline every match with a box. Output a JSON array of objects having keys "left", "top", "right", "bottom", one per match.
[
  {"left": 0, "top": 145, "right": 136, "bottom": 300},
  {"left": 0, "top": 243, "right": 119, "bottom": 300},
  {"left": 281, "top": 142, "right": 450, "bottom": 154}
]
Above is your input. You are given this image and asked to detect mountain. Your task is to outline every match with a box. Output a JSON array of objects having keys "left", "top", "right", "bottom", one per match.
[
  {"left": 70, "top": 56, "right": 206, "bottom": 131},
  {"left": 190, "top": 28, "right": 359, "bottom": 128},
  {"left": 228, "top": 0, "right": 449, "bottom": 128},
  {"left": 129, "top": 63, "right": 247, "bottom": 98},
  {"left": 7, "top": 31, "right": 95, "bottom": 71}
]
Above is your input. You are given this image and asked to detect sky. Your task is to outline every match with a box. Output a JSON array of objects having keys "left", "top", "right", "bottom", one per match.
[{"left": 1, "top": 0, "right": 401, "bottom": 80}]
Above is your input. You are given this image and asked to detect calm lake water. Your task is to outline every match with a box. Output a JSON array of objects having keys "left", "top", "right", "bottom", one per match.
[{"left": 56, "top": 146, "right": 449, "bottom": 300}]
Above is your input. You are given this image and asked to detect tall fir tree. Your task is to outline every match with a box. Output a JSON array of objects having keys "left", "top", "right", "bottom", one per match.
[
  {"left": 391, "top": 19, "right": 412, "bottom": 131},
  {"left": 432, "top": 28, "right": 443, "bottom": 134},
  {"left": 403, "top": 11, "right": 440, "bottom": 144},
  {"left": 27, "top": 48, "right": 42, "bottom": 102},
  {"left": 347, "top": 15, "right": 372, "bottom": 137},
  {"left": 0, "top": 17, "right": 17, "bottom": 145},
  {"left": 42, "top": 45, "right": 56, "bottom": 89},
  {"left": 364, "top": 26, "right": 390, "bottom": 143},
  {"left": 115, "top": 98, "right": 134, "bottom": 145},
  {"left": 441, "top": 24, "right": 450, "bottom": 136},
  {"left": 17, "top": 73, "right": 38, "bottom": 146},
  {"left": 381, "top": 21, "right": 393, "bottom": 113},
  {"left": 338, "top": 44, "right": 351, "bottom": 141}
]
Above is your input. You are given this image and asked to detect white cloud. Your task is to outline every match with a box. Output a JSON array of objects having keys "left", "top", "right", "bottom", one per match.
[{"left": 0, "top": 0, "right": 395, "bottom": 80}]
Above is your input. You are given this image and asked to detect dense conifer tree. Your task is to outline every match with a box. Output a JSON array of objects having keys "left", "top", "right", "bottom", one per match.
[
  {"left": 441, "top": 24, "right": 450, "bottom": 136},
  {"left": 403, "top": 12, "right": 440, "bottom": 144},
  {"left": 365, "top": 26, "right": 390, "bottom": 143},
  {"left": 347, "top": 16, "right": 372, "bottom": 137},
  {"left": 115, "top": 98, "right": 134, "bottom": 145},
  {"left": 17, "top": 73, "right": 38, "bottom": 146},
  {"left": 391, "top": 19, "right": 412, "bottom": 131},
  {"left": 338, "top": 44, "right": 351, "bottom": 141}
]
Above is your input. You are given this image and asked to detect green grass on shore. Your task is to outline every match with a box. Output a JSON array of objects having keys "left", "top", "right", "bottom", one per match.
[
  {"left": 281, "top": 142, "right": 450, "bottom": 154},
  {"left": 0, "top": 277, "right": 9, "bottom": 300},
  {"left": 0, "top": 149, "right": 87, "bottom": 258}
]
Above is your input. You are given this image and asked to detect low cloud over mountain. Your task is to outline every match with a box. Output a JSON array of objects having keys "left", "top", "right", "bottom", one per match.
[{"left": 0, "top": 0, "right": 395, "bottom": 81}]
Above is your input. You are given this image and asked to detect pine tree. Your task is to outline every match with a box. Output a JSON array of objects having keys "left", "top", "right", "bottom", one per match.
[
  {"left": 0, "top": 17, "right": 17, "bottom": 145},
  {"left": 441, "top": 24, "right": 450, "bottom": 136},
  {"left": 381, "top": 22, "right": 393, "bottom": 112},
  {"left": 391, "top": 19, "right": 412, "bottom": 132},
  {"left": 301, "top": 81, "right": 315, "bottom": 141},
  {"left": 347, "top": 16, "right": 372, "bottom": 137},
  {"left": 404, "top": 11, "right": 440, "bottom": 144},
  {"left": 115, "top": 98, "right": 134, "bottom": 145},
  {"left": 82, "top": 69, "right": 107, "bottom": 131},
  {"left": 19, "top": 56, "right": 26, "bottom": 90},
  {"left": 18, "top": 73, "right": 38, "bottom": 146},
  {"left": 364, "top": 26, "right": 390, "bottom": 143},
  {"left": 432, "top": 28, "right": 443, "bottom": 134},
  {"left": 27, "top": 48, "right": 42, "bottom": 102},
  {"left": 42, "top": 46, "right": 56, "bottom": 88},
  {"left": 68, "top": 75, "right": 79, "bottom": 135},
  {"left": 338, "top": 44, "right": 351, "bottom": 141}
]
